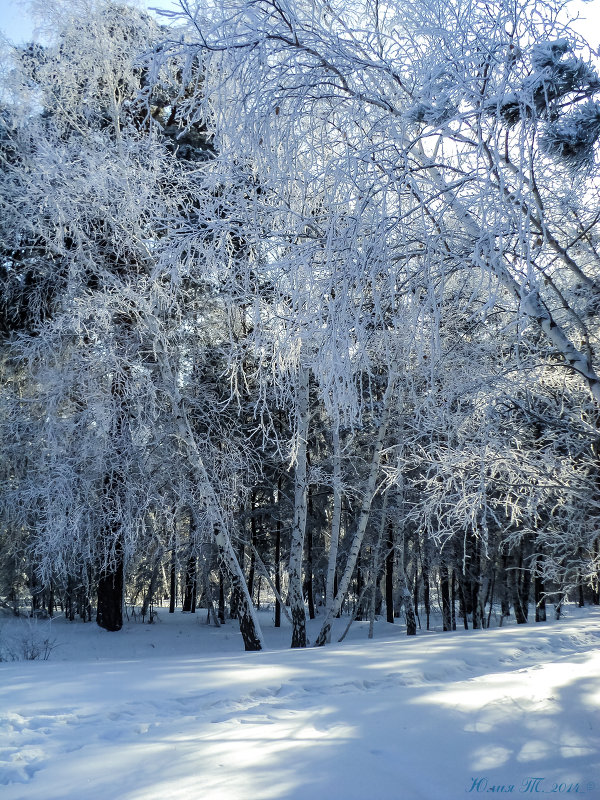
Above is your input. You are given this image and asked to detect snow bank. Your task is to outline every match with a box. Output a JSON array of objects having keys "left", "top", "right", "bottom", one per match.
[{"left": 1, "top": 607, "right": 599, "bottom": 799}]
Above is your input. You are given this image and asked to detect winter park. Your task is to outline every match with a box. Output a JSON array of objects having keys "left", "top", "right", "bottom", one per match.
[{"left": 1, "top": 0, "right": 600, "bottom": 797}]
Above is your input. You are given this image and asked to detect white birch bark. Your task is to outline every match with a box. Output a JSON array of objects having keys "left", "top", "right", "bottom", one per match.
[
  {"left": 144, "top": 311, "right": 265, "bottom": 650},
  {"left": 315, "top": 375, "right": 395, "bottom": 646}
]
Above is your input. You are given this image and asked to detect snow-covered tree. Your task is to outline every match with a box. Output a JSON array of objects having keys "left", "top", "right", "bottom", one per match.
[
  {"left": 0, "top": 0, "right": 266, "bottom": 647},
  {"left": 159, "top": 0, "right": 600, "bottom": 639}
]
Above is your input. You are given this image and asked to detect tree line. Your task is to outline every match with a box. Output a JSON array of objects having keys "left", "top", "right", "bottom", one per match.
[{"left": 1, "top": 0, "right": 600, "bottom": 650}]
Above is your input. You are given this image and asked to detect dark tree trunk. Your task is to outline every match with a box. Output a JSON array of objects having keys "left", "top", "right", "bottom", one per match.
[
  {"left": 169, "top": 556, "right": 176, "bottom": 614},
  {"left": 142, "top": 551, "right": 163, "bottom": 619},
  {"left": 471, "top": 576, "right": 481, "bottom": 629},
  {"left": 440, "top": 564, "right": 452, "bottom": 631},
  {"left": 274, "top": 450, "right": 283, "bottom": 628},
  {"left": 485, "top": 568, "right": 495, "bottom": 629},
  {"left": 247, "top": 548, "right": 255, "bottom": 601},
  {"left": 66, "top": 577, "right": 75, "bottom": 622},
  {"left": 457, "top": 575, "right": 469, "bottom": 630},
  {"left": 412, "top": 567, "right": 419, "bottom": 624},
  {"left": 229, "top": 575, "right": 240, "bottom": 619},
  {"left": 512, "top": 591, "right": 527, "bottom": 623},
  {"left": 306, "top": 487, "right": 315, "bottom": 620},
  {"left": 521, "top": 548, "right": 532, "bottom": 618},
  {"left": 593, "top": 539, "right": 600, "bottom": 605},
  {"left": 183, "top": 556, "right": 197, "bottom": 613},
  {"left": 534, "top": 556, "right": 546, "bottom": 622},
  {"left": 30, "top": 570, "right": 41, "bottom": 617},
  {"left": 247, "top": 494, "right": 257, "bottom": 600},
  {"left": 275, "top": 508, "right": 282, "bottom": 628},
  {"left": 82, "top": 568, "right": 93, "bottom": 622},
  {"left": 461, "top": 531, "right": 481, "bottom": 629},
  {"left": 96, "top": 366, "right": 129, "bottom": 633},
  {"left": 355, "top": 551, "right": 364, "bottom": 621},
  {"left": 190, "top": 569, "right": 197, "bottom": 612},
  {"left": 218, "top": 571, "right": 225, "bottom": 624},
  {"left": 96, "top": 542, "right": 124, "bottom": 632},
  {"left": 512, "top": 543, "right": 530, "bottom": 624},
  {"left": 47, "top": 582, "right": 55, "bottom": 618},
  {"left": 451, "top": 570, "right": 457, "bottom": 630},
  {"left": 385, "top": 524, "right": 394, "bottom": 623},
  {"left": 501, "top": 553, "right": 510, "bottom": 619},
  {"left": 234, "top": 606, "right": 261, "bottom": 650},
  {"left": 422, "top": 538, "right": 431, "bottom": 631},
  {"left": 256, "top": 575, "right": 262, "bottom": 610}
]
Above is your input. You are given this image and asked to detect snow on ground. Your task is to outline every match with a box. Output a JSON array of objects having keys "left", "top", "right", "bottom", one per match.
[{"left": 1, "top": 606, "right": 599, "bottom": 800}]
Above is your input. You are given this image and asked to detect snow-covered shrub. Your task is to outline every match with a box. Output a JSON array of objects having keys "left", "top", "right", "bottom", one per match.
[{"left": 0, "top": 617, "right": 57, "bottom": 661}]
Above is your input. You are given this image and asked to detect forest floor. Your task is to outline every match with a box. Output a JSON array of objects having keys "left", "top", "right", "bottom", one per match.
[{"left": 0, "top": 604, "right": 599, "bottom": 799}]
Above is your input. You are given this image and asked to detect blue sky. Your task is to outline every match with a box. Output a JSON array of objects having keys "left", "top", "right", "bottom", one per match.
[
  {"left": 0, "top": 0, "right": 33, "bottom": 43},
  {"left": 0, "top": 0, "right": 598, "bottom": 48},
  {"left": 0, "top": 0, "right": 179, "bottom": 43}
]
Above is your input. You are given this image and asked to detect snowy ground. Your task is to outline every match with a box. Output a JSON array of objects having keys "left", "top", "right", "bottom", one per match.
[{"left": 1, "top": 605, "right": 599, "bottom": 800}]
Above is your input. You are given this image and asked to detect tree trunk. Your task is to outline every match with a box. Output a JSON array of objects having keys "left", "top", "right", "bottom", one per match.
[
  {"left": 288, "top": 365, "right": 310, "bottom": 648},
  {"left": 534, "top": 555, "right": 546, "bottom": 622},
  {"left": 218, "top": 571, "right": 225, "bottom": 624},
  {"left": 97, "top": 364, "right": 129, "bottom": 633},
  {"left": 169, "top": 555, "right": 176, "bottom": 614},
  {"left": 306, "top": 485, "right": 315, "bottom": 620},
  {"left": 326, "top": 420, "right": 343, "bottom": 618},
  {"left": 247, "top": 492, "right": 257, "bottom": 600},
  {"left": 142, "top": 548, "right": 163, "bottom": 619},
  {"left": 470, "top": 534, "right": 482, "bottom": 630},
  {"left": 79, "top": 569, "right": 93, "bottom": 623},
  {"left": 385, "top": 522, "right": 395, "bottom": 623},
  {"left": 500, "top": 553, "right": 510, "bottom": 620},
  {"left": 485, "top": 568, "right": 495, "bottom": 629},
  {"left": 96, "top": 541, "right": 124, "bottom": 632},
  {"left": 397, "top": 528, "right": 416, "bottom": 636},
  {"left": 440, "top": 564, "right": 452, "bottom": 632},
  {"left": 593, "top": 539, "right": 600, "bottom": 605},
  {"left": 183, "top": 555, "right": 197, "bottom": 612},
  {"left": 355, "top": 550, "right": 364, "bottom": 622},
  {"left": 422, "top": 537, "right": 431, "bottom": 631},
  {"left": 275, "top": 477, "right": 282, "bottom": 628},
  {"left": 451, "top": 570, "right": 457, "bottom": 631},
  {"left": 66, "top": 576, "right": 75, "bottom": 622},
  {"left": 512, "top": 542, "right": 530, "bottom": 624},
  {"left": 368, "top": 494, "right": 387, "bottom": 639},
  {"left": 512, "top": 583, "right": 528, "bottom": 623},
  {"left": 200, "top": 554, "right": 221, "bottom": 627},
  {"left": 457, "top": 574, "right": 469, "bottom": 630}
]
